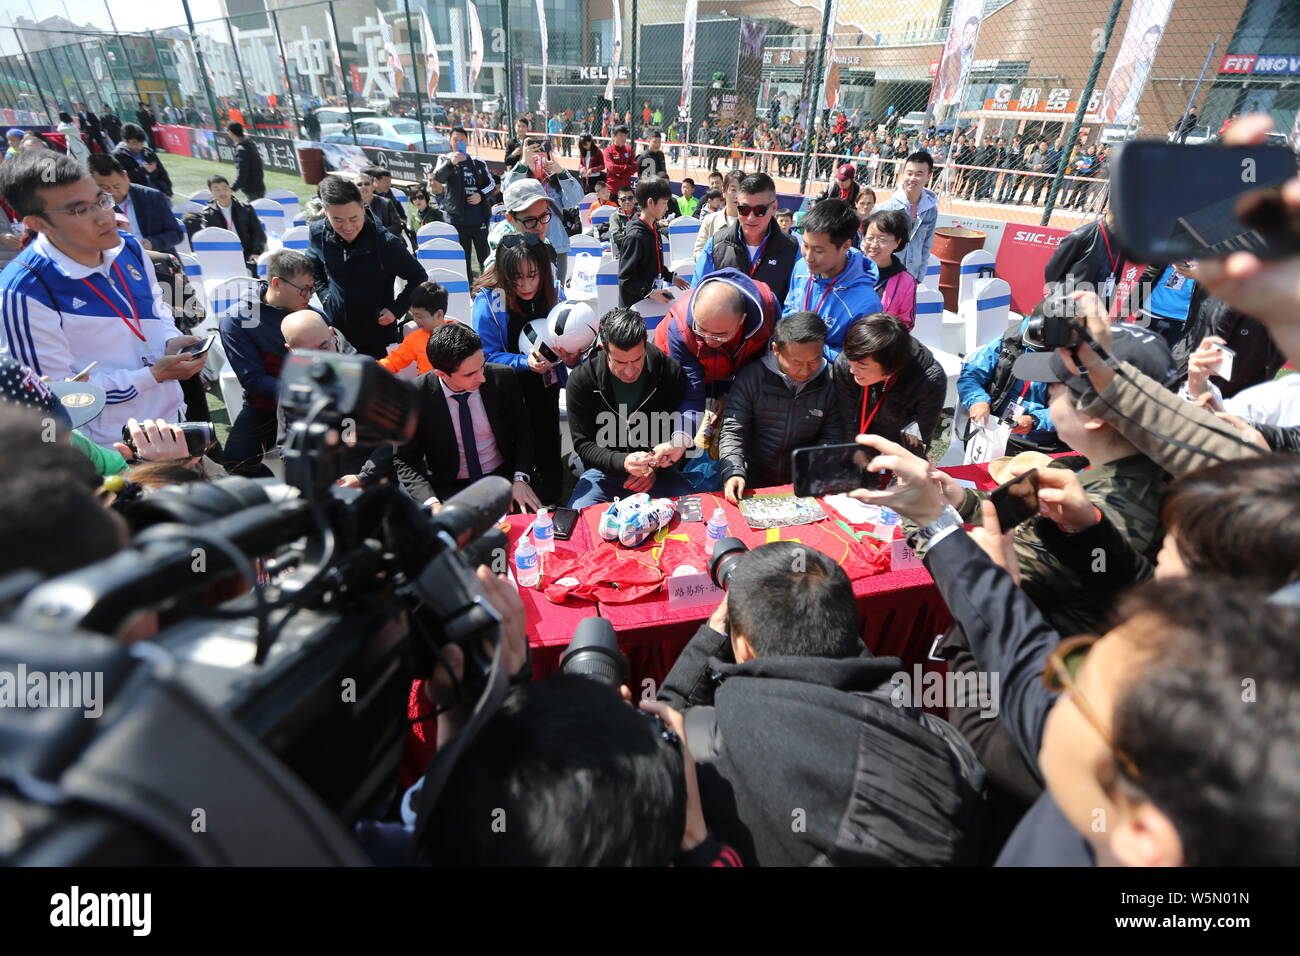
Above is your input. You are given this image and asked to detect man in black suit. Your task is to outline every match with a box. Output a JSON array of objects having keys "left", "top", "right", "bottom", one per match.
[
  {"left": 87, "top": 153, "right": 185, "bottom": 255},
  {"left": 394, "top": 322, "right": 541, "bottom": 512},
  {"left": 227, "top": 122, "right": 266, "bottom": 200},
  {"left": 187, "top": 174, "right": 267, "bottom": 270}
]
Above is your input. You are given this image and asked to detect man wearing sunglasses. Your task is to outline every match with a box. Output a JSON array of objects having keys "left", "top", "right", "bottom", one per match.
[
  {"left": 691, "top": 172, "right": 801, "bottom": 301},
  {"left": 217, "top": 249, "right": 318, "bottom": 477},
  {"left": 0, "top": 152, "right": 204, "bottom": 447}
]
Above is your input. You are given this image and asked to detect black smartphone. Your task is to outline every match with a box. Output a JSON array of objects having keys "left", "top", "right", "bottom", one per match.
[
  {"left": 791, "top": 443, "right": 884, "bottom": 498},
  {"left": 551, "top": 506, "right": 580, "bottom": 540},
  {"left": 534, "top": 340, "right": 560, "bottom": 364},
  {"left": 181, "top": 334, "right": 216, "bottom": 357},
  {"left": 1111, "top": 142, "right": 1300, "bottom": 262},
  {"left": 989, "top": 468, "right": 1040, "bottom": 531}
]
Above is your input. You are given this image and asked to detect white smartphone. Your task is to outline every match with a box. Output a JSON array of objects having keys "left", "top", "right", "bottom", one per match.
[
  {"left": 1213, "top": 344, "right": 1236, "bottom": 381},
  {"left": 70, "top": 360, "right": 98, "bottom": 382}
]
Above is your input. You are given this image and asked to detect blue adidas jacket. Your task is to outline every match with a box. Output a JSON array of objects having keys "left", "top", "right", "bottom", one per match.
[{"left": 782, "top": 247, "right": 882, "bottom": 361}]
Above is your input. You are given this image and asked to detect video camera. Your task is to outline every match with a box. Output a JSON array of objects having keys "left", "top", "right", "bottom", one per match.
[{"left": 0, "top": 352, "right": 519, "bottom": 865}]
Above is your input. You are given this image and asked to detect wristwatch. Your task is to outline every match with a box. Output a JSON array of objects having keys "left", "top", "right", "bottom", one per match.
[
  {"left": 513, "top": 472, "right": 531, "bottom": 484},
  {"left": 907, "top": 504, "right": 964, "bottom": 550}
]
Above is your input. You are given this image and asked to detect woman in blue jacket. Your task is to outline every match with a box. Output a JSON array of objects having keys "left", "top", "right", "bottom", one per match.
[{"left": 471, "top": 237, "right": 570, "bottom": 505}]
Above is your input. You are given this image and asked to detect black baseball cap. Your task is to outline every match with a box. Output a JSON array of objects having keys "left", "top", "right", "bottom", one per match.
[
  {"left": 1013, "top": 324, "right": 1177, "bottom": 395},
  {"left": 0, "top": 353, "right": 105, "bottom": 430}
]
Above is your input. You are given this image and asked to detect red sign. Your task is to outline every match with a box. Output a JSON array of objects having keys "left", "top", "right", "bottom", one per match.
[
  {"left": 995, "top": 225, "right": 1072, "bottom": 315},
  {"left": 154, "top": 125, "right": 193, "bottom": 157},
  {"left": 1218, "top": 54, "right": 1257, "bottom": 74},
  {"left": 351, "top": 65, "right": 363, "bottom": 94},
  {"left": 927, "top": 60, "right": 939, "bottom": 77}
]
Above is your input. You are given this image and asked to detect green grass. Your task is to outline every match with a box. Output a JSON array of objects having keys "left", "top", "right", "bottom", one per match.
[{"left": 160, "top": 152, "right": 319, "bottom": 205}]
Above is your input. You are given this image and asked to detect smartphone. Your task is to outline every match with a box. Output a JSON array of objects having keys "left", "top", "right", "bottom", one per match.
[
  {"left": 551, "top": 506, "right": 580, "bottom": 541},
  {"left": 70, "top": 360, "right": 97, "bottom": 382},
  {"left": 989, "top": 468, "right": 1041, "bottom": 531},
  {"left": 533, "top": 341, "right": 560, "bottom": 365},
  {"left": 1213, "top": 343, "right": 1236, "bottom": 380},
  {"left": 678, "top": 496, "right": 703, "bottom": 522},
  {"left": 456, "top": 140, "right": 467, "bottom": 155},
  {"left": 791, "top": 443, "right": 885, "bottom": 498},
  {"left": 181, "top": 334, "right": 216, "bottom": 357},
  {"left": 1111, "top": 142, "right": 1300, "bottom": 262}
]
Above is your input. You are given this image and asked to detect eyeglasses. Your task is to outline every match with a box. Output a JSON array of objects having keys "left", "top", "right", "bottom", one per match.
[
  {"left": 512, "top": 208, "right": 552, "bottom": 230},
  {"left": 45, "top": 192, "right": 115, "bottom": 219},
  {"left": 690, "top": 318, "right": 737, "bottom": 345},
  {"left": 736, "top": 202, "right": 772, "bottom": 218},
  {"left": 278, "top": 275, "right": 316, "bottom": 297},
  {"left": 1042, "top": 635, "right": 1141, "bottom": 782}
]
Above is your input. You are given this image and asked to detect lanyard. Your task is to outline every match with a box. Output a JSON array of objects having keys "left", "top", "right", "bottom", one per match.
[
  {"left": 1098, "top": 222, "right": 1120, "bottom": 277},
  {"left": 804, "top": 269, "right": 841, "bottom": 313},
  {"left": 80, "top": 262, "right": 144, "bottom": 341},
  {"left": 859, "top": 374, "right": 896, "bottom": 435},
  {"left": 745, "top": 226, "right": 770, "bottom": 276},
  {"left": 652, "top": 221, "right": 664, "bottom": 277}
]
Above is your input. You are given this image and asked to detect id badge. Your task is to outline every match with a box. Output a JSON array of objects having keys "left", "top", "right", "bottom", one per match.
[
  {"left": 1103, "top": 273, "right": 1116, "bottom": 300},
  {"left": 1005, "top": 401, "right": 1026, "bottom": 421}
]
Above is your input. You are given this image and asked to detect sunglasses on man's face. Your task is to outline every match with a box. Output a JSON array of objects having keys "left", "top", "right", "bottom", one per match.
[{"left": 736, "top": 202, "right": 772, "bottom": 218}]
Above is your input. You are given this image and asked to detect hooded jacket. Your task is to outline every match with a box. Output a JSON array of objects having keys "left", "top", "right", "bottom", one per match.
[
  {"left": 653, "top": 268, "right": 779, "bottom": 425},
  {"left": 658, "top": 624, "right": 986, "bottom": 867},
  {"left": 565, "top": 343, "right": 687, "bottom": 475},
  {"left": 956, "top": 317, "right": 1056, "bottom": 442},
  {"left": 783, "top": 247, "right": 883, "bottom": 360},
  {"left": 876, "top": 187, "right": 939, "bottom": 285},
  {"left": 217, "top": 286, "right": 293, "bottom": 412}
]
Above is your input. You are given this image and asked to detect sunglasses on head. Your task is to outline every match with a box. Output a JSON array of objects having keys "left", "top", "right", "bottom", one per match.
[{"left": 498, "top": 231, "right": 557, "bottom": 262}]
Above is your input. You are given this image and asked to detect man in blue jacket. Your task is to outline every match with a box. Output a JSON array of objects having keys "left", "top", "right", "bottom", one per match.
[
  {"left": 87, "top": 153, "right": 184, "bottom": 256},
  {"left": 218, "top": 249, "right": 317, "bottom": 476},
  {"left": 876, "top": 150, "right": 939, "bottom": 285},
  {"left": 957, "top": 315, "right": 1058, "bottom": 454},
  {"left": 783, "top": 198, "right": 882, "bottom": 360}
]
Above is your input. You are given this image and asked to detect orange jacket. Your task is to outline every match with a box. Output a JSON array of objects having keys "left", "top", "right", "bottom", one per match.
[{"left": 379, "top": 327, "right": 432, "bottom": 375}]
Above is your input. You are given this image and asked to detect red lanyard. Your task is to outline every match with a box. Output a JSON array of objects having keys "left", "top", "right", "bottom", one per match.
[
  {"left": 1098, "top": 223, "right": 1120, "bottom": 277},
  {"left": 746, "top": 227, "right": 770, "bottom": 276},
  {"left": 804, "top": 269, "right": 841, "bottom": 313},
  {"left": 80, "top": 262, "right": 144, "bottom": 341},
  {"left": 859, "top": 375, "right": 896, "bottom": 434}
]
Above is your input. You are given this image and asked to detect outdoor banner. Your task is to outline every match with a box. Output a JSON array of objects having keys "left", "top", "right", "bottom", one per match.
[
  {"left": 737, "top": 18, "right": 768, "bottom": 120},
  {"left": 1097, "top": 0, "right": 1175, "bottom": 126},
  {"left": 360, "top": 146, "right": 446, "bottom": 182},
  {"left": 994, "top": 223, "right": 1072, "bottom": 315},
  {"left": 325, "top": 4, "right": 345, "bottom": 91},
  {"left": 216, "top": 132, "right": 301, "bottom": 176},
  {"left": 467, "top": 0, "right": 484, "bottom": 91},
  {"left": 376, "top": 8, "right": 405, "bottom": 95},
  {"left": 938, "top": 213, "right": 1008, "bottom": 257},
  {"left": 421, "top": 10, "right": 441, "bottom": 100},
  {"left": 821, "top": 0, "right": 841, "bottom": 111},
  {"left": 931, "top": 0, "right": 984, "bottom": 108},
  {"left": 679, "top": 0, "right": 698, "bottom": 129},
  {"left": 605, "top": 0, "right": 623, "bottom": 104},
  {"left": 154, "top": 125, "right": 193, "bottom": 156},
  {"left": 513, "top": 59, "right": 527, "bottom": 114},
  {"left": 535, "top": 0, "right": 549, "bottom": 114},
  {"left": 295, "top": 138, "right": 371, "bottom": 175}
]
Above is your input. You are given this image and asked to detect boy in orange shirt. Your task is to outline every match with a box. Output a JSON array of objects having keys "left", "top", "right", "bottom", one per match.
[{"left": 379, "top": 282, "right": 450, "bottom": 376}]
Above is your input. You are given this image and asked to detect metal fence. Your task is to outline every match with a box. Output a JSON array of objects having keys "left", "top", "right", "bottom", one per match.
[{"left": 1, "top": 0, "right": 1297, "bottom": 226}]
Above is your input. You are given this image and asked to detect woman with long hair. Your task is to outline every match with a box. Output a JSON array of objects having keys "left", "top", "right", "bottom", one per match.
[
  {"left": 471, "top": 238, "right": 572, "bottom": 505},
  {"left": 577, "top": 132, "right": 606, "bottom": 194}
]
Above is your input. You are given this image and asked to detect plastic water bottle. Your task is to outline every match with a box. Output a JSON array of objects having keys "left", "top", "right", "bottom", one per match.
[
  {"left": 515, "top": 534, "right": 540, "bottom": 588},
  {"left": 706, "top": 508, "right": 729, "bottom": 541},
  {"left": 533, "top": 508, "right": 555, "bottom": 553}
]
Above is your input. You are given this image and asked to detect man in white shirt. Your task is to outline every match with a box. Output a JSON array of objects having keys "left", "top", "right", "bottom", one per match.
[{"left": 0, "top": 151, "right": 204, "bottom": 446}]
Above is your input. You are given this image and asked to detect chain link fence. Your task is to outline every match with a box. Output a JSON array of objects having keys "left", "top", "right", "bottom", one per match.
[{"left": 0, "top": 0, "right": 1295, "bottom": 224}]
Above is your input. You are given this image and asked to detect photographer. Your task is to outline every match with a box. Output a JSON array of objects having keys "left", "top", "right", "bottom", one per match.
[
  {"left": 956, "top": 313, "right": 1059, "bottom": 454},
  {"left": 655, "top": 541, "right": 985, "bottom": 866},
  {"left": 850, "top": 433, "right": 1300, "bottom": 866},
  {"left": 432, "top": 127, "right": 496, "bottom": 281}
]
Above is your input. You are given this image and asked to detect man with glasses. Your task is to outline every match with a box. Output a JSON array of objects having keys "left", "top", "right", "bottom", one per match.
[
  {"left": 485, "top": 178, "right": 581, "bottom": 281},
  {"left": 618, "top": 177, "right": 690, "bottom": 308},
  {"left": 565, "top": 306, "right": 692, "bottom": 507},
  {"left": 608, "top": 186, "right": 637, "bottom": 253},
  {"left": 433, "top": 126, "right": 496, "bottom": 279},
  {"left": 691, "top": 172, "right": 800, "bottom": 301},
  {"left": 357, "top": 166, "right": 407, "bottom": 243},
  {"left": 86, "top": 153, "right": 185, "bottom": 256},
  {"left": 218, "top": 249, "right": 318, "bottom": 476},
  {"left": 0, "top": 152, "right": 205, "bottom": 446}
]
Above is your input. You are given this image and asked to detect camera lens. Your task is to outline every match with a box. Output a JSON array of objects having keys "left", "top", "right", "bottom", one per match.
[
  {"left": 707, "top": 536, "right": 750, "bottom": 590},
  {"left": 560, "top": 618, "right": 627, "bottom": 688}
]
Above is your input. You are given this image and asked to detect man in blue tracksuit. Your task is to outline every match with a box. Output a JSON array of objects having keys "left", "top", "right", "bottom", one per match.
[
  {"left": 957, "top": 316, "right": 1058, "bottom": 453},
  {"left": 782, "top": 197, "right": 882, "bottom": 360}
]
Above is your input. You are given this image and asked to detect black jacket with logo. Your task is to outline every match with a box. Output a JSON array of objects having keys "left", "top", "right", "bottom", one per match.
[
  {"left": 704, "top": 219, "right": 801, "bottom": 302},
  {"left": 433, "top": 154, "right": 495, "bottom": 227}
]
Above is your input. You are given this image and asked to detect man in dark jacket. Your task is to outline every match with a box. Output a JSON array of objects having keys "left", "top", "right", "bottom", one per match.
[
  {"left": 227, "top": 122, "right": 266, "bottom": 200},
  {"left": 692, "top": 172, "right": 801, "bottom": 301},
  {"left": 87, "top": 153, "right": 184, "bottom": 255},
  {"left": 187, "top": 173, "right": 266, "bottom": 268},
  {"left": 618, "top": 177, "right": 689, "bottom": 306},
  {"left": 112, "top": 123, "right": 172, "bottom": 197},
  {"left": 217, "top": 250, "right": 315, "bottom": 475},
  {"left": 636, "top": 130, "right": 668, "bottom": 181},
  {"left": 832, "top": 313, "right": 946, "bottom": 450},
  {"left": 358, "top": 166, "right": 406, "bottom": 239},
  {"left": 135, "top": 101, "right": 157, "bottom": 149},
  {"left": 306, "top": 175, "right": 428, "bottom": 359},
  {"left": 1044, "top": 209, "right": 1124, "bottom": 309},
  {"left": 433, "top": 127, "right": 497, "bottom": 279},
  {"left": 720, "top": 310, "right": 842, "bottom": 502},
  {"left": 566, "top": 307, "right": 693, "bottom": 507},
  {"left": 656, "top": 541, "right": 986, "bottom": 866},
  {"left": 99, "top": 105, "right": 122, "bottom": 147}
]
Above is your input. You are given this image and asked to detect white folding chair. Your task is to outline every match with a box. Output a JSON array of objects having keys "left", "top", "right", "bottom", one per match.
[
  {"left": 589, "top": 205, "right": 614, "bottom": 232},
  {"left": 390, "top": 186, "right": 409, "bottom": 212},
  {"left": 219, "top": 365, "right": 245, "bottom": 420},
  {"left": 255, "top": 250, "right": 276, "bottom": 278},
  {"left": 567, "top": 234, "right": 604, "bottom": 258},
  {"left": 417, "top": 221, "right": 460, "bottom": 243},
  {"left": 177, "top": 252, "right": 205, "bottom": 309},
  {"left": 417, "top": 238, "right": 469, "bottom": 279},
  {"left": 427, "top": 268, "right": 472, "bottom": 323},
  {"left": 911, "top": 286, "right": 947, "bottom": 355},
  {"left": 252, "top": 198, "right": 288, "bottom": 238},
  {"left": 631, "top": 294, "right": 673, "bottom": 332},
  {"left": 924, "top": 253, "right": 942, "bottom": 292},
  {"left": 172, "top": 200, "right": 204, "bottom": 217},
  {"left": 967, "top": 277, "right": 1013, "bottom": 357},
  {"left": 204, "top": 276, "right": 259, "bottom": 327},
  {"left": 578, "top": 193, "right": 597, "bottom": 231},
  {"left": 591, "top": 257, "right": 621, "bottom": 317},
  {"left": 279, "top": 225, "right": 310, "bottom": 253},
  {"left": 490, "top": 204, "right": 506, "bottom": 226},
  {"left": 188, "top": 188, "right": 212, "bottom": 203},
  {"left": 668, "top": 216, "right": 701, "bottom": 275},
  {"left": 191, "top": 226, "right": 248, "bottom": 279},
  {"left": 291, "top": 213, "right": 308, "bottom": 228},
  {"left": 264, "top": 188, "right": 301, "bottom": 225},
  {"left": 956, "top": 249, "right": 997, "bottom": 316}
]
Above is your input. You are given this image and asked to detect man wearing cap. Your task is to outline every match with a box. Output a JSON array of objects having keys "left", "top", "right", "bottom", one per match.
[
  {"left": 0, "top": 152, "right": 205, "bottom": 447},
  {"left": 486, "top": 175, "right": 583, "bottom": 282},
  {"left": 433, "top": 127, "right": 497, "bottom": 280},
  {"left": 821, "top": 163, "right": 862, "bottom": 206}
]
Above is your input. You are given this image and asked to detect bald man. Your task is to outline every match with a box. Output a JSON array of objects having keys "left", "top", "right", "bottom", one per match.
[{"left": 281, "top": 309, "right": 356, "bottom": 355}]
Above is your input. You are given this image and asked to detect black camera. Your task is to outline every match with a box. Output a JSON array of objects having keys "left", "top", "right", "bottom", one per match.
[
  {"left": 560, "top": 618, "right": 627, "bottom": 687},
  {"left": 1022, "top": 291, "right": 1083, "bottom": 350},
  {"left": 120, "top": 421, "right": 216, "bottom": 457},
  {"left": 708, "top": 536, "right": 750, "bottom": 590}
]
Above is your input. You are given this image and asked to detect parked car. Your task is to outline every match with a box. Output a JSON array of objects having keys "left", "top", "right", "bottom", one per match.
[
  {"left": 420, "top": 103, "right": 449, "bottom": 125},
  {"left": 325, "top": 117, "right": 452, "bottom": 154},
  {"left": 315, "top": 107, "right": 380, "bottom": 138}
]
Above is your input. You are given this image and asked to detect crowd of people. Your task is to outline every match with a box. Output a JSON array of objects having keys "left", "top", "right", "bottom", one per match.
[{"left": 0, "top": 101, "right": 1297, "bottom": 869}]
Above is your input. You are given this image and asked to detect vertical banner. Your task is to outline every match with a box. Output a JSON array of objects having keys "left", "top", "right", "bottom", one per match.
[
  {"left": 513, "top": 59, "right": 526, "bottom": 114},
  {"left": 679, "top": 0, "right": 699, "bottom": 128},
  {"left": 376, "top": 8, "right": 404, "bottom": 95},
  {"left": 821, "top": 0, "right": 841, "bottom": 111},
  {"left": 535, "top": 0, "right": 549, "bottom": 114},
  {"left": 467, "top": 1, "right": 484, "bottom": 91},
  {"left": 421, "top": 10, "right": 441, "bottom": 100},
  {"left": 325, "top": 5, "right": 345, "bottom": 94},
  {"left": 605, "top": 0, "right": 623, "bottom": 104},
  {"left": 930, "top": 0, "right": 983, "bottom": 109},
  {"left": 1097, "top": 0, "right": 1176, "bottom": 126},
  {"left": 737, "top": 18, "right": 767, "bottom": 121}
]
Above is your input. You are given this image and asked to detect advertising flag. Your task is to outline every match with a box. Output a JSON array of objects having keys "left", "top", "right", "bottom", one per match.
[
  {"left": 467, "top": 1, "right": 484, "bottom": 91},
  {"left": 679, "top": 0, "right": 698, "bottom": 123},
  {"left": 421, "top": 10, "right": 441, "bottom": 100},
  {"left": 535, "top": 0, "right": 549, "bottom": 114},
  {"left": 1097, "top": 0, "right": 1175, "bottom": 126},
  {"left": 931, "top": 0, "right": 984, "bottom": 109},
  {"left": 605, "top": 0, "right": 622, "bottom": 104}
]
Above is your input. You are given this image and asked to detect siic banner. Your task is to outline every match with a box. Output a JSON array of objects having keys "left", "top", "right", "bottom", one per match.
[
  {"left": 1097, "top": 0, "right": 1175, "bottom": 126},
  {"left": 216, "top": 132, "right": 301, "bottom": 177},
  {"left": 994, "top": 224, "right": 1071, "bottom": 315}
]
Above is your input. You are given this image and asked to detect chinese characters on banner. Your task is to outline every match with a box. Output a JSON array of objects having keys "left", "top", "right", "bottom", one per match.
[
  {"left": 982, "top": 85, "right": 1105, "bottom": 115},
  {"left": 1097, "top": 0, "right": 1175, "bottom": 126}
]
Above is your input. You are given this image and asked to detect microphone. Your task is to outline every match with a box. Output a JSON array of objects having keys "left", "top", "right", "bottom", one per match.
[{"left": 428, "top": 476, "right": 513, "bottom": 551}]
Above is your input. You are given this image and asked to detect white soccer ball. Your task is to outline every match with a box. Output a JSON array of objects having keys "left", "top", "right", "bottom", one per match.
[
  {"left": 517, "top": 318, "right": 553, "bottom": 358},
  {"left": 547, "top": 301, "right": 599, "bottom": 354}
]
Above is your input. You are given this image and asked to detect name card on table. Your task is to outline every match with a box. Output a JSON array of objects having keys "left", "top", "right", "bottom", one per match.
[
  {"left": 667, "top": 571, "right": 725, "bottom": 609},
  {"left": 890, "top": 539, "right": 925, "bottom": 572}
]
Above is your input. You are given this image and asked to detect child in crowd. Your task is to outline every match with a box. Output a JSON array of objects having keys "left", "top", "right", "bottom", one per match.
[{"left": 378, "top": 282, "right": 451, "bottom": 376}]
